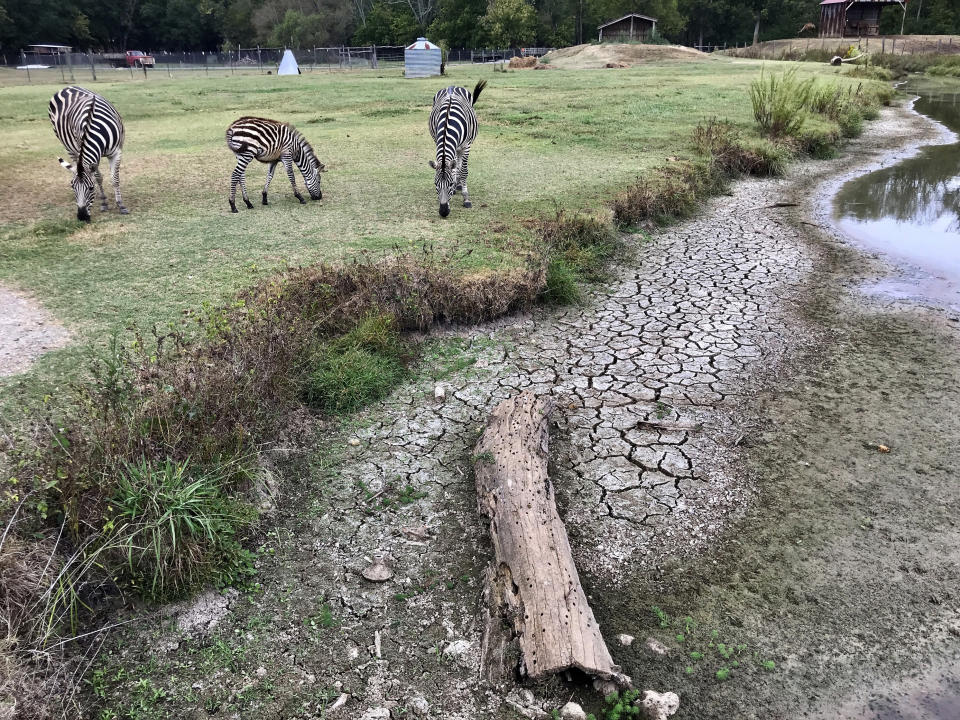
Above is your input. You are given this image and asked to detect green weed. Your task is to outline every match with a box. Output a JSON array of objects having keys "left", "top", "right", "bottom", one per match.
[{"left": 750, "top": 69, "right": 814, "bottom": 138}]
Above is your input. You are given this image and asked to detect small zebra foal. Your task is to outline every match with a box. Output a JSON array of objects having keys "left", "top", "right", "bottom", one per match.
[
  {"left": 225, "top": 117, "right": 325, "bottom": 213},
  {"left": 48, "top": 86, "right": 127, "bottom": 222},
  {"left": 428, "top": 79, "right": 486, "bottom": 218}
]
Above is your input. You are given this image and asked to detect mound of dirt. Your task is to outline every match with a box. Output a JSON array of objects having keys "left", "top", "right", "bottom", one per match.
[{"left": 542, "top": 43, "right": 707, "bottom": 69}]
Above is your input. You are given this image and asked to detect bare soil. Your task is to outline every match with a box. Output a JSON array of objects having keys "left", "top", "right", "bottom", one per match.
[
  {"left": 0, "top": 285, "right": 70, "bottom": 377},
  {"left": 542, "top": 43, "right": 707, "bottom": 69}
]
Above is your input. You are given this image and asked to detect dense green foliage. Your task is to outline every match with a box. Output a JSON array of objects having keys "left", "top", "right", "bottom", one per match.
[{"left": 2, "top": 0, "right": 956, "bottom": 54}]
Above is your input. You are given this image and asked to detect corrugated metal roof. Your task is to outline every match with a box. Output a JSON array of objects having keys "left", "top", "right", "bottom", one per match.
[
  {"left": 597, "top": 13, "right": 658, "bottom": 29},
  {"left": 407, "top": 37, "right": 439, "bottom": 50}
]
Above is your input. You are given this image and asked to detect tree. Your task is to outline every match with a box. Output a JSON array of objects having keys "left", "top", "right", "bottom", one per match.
[{"left": 481, "top": 0, "right": 537, "bottom": 47}]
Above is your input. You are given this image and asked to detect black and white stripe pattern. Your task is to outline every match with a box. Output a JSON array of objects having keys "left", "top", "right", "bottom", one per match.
[
  {"left": 428, "top": 79, "right": 486, "bottom": 217},
  {"left": 225, "top": 117, "right": 325, "bottom": 213},
  {"left": 48, "top": 86, "right": 127, "bottom": 222}
]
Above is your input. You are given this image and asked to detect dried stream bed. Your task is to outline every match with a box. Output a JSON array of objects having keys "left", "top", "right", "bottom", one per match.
[{"left": 90, "top": 105, "right": 960, "bottom": 719}]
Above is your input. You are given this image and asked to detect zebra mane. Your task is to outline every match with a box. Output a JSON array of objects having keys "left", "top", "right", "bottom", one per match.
[
  {"left": 288, "top": 124, "right": 318, "bottom": 165},
  {"left": 75, "top": 94, "right": 98, "bottom": 177}
]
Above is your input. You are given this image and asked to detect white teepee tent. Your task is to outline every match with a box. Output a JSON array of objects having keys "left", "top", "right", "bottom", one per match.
[{"left": 278, "top": 49, "right": 300, "bottom": 75}]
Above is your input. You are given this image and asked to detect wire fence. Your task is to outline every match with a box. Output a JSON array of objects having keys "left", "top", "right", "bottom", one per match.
[{"left": 0, "top": 45, "right": 556, "bottom": 86}]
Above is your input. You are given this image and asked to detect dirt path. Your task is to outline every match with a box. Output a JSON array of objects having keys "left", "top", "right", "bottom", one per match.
[
  {"left": 0, "top": 286, "right": 70, "bottom": 377},
  {"left": 89, "top": 104, "right": 960, "bottom": 719}
]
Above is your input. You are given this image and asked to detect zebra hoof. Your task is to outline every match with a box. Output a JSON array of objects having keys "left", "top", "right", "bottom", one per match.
[
  {"left": 244, "top": 199, "right": 254, "bottom": 209},
  {"left": 119, "top": 207, "right": 130, "bottom": 215},
  {"left": 297, "top": 196, "right": 306, "bottom": 205},
  {"left": 100, "top": 204, "right": 108, "bottom": 212},
  {"left": 463, "top": 201, "right": 472, "bottom": 209},
  {"left": 262, "top": 198, "right": 269, "bottom": 206}
]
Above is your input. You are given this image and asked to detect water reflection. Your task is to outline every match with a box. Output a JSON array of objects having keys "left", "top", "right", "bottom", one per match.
[{"left": 833, "top": 81, "right": 960, "bottom": 298}]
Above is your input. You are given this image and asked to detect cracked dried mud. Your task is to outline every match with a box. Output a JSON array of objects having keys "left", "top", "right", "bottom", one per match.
[{"left": 90, "top": 104, "right": 960, "bottom": 719}]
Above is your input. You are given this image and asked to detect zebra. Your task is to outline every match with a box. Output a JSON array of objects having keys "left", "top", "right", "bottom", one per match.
[
  {"left": 225, "top": 117, "right": 325, "bottom": 213},
  {"left": 428, "top": 79, "right": 486, "bottom": 218},
  {"left": 48, "top": 86, "right": 127, "bottom": 222}
]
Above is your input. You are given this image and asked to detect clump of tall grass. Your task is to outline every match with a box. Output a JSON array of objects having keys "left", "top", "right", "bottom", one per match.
[
  {"left": 693, "top": 118, "right": 791, "bottom": 177},
  {"left": 536, "top": 207, "right": 621, "bottom": 281},
  {"left": 611, "top": 162, "right": 725, "bottom": 227},
  {"left": 106, "top": 458, "right": 256, "bottom": 600},
  {"left": 750, "top": 69, "right": 814, "bottom": 138},
  {"left": 303, "top": 315, "right": 408, "bottom": 414}
]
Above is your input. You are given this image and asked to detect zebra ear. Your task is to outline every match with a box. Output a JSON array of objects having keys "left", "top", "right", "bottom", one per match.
[
  {"left": 58, "top": 157, "right": 76, "bottom": 173},
  {"left": 428, "top": 160, "right": 437, "bottom": 170}
]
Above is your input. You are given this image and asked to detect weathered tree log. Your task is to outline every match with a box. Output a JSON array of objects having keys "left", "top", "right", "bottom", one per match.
[{"left": 474, "top": 390, "right": 630, "bottom": 687}]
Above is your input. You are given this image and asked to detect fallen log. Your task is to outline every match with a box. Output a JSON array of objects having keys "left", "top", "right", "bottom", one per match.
[{"left": 473, "top": 390, "right": 630, "bottom": 687}]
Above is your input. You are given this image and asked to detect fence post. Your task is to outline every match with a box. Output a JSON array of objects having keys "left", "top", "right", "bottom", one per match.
[
  {"left": 128, "top": 63, "right": 134, "bottom": 80},
  {"left": 258, "top": 46, "right": 262, "bottom": 73},
  {"left": 371, "top": 44, "right": 377, "bottom": 69},
  {"left": 882, "top": 37, "right": 885, "bottom": 54},
  {"left": 88, "top": 52, "right": 97, "bottom": 81},
  {"left": 66, "top": 51, "right": 75, "bottom": 81},
  {"left": 22, "top": 51, "right": 30, "bottom": 83}
]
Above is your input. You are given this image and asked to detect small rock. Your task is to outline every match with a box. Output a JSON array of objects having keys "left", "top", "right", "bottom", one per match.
[
  {"left": 434, "top": 384, "right": 446, "bottom": 402},
  {"left": 636, "top": 690, "right": 680, "bottom": 720},
  {"left": 443, "top": 639, "right": 473, "bottom": 657},
  {"left": 408, "top": 697, "right": 429, "bottom": 716},
  {"left": 362, "top": 557, "right": 394, "bottom": 582},
  {"left": 359, "top": 709, "right": 390, "bottom": 720},
  {"left": 255, "top": 666, "right": 267, "bottom": 678},
  {"left": 645, "top": 637, "right": 669, "bottom": 656},
  {"left": 592, "top": 678, "right": 619, "bottom": 697},
  {"left": 328, "top": 693, "right": 349, "bottom": 713},
  {"left": 617, "top": 633, "right": 635, "bottom": 647},
  {"left": 400, "top": 525, "right": 430, "bottom": 541},
  {"left": 560, "top": 701, "right": 587, "bottom": 720},
  {"left": 348, "top": 438, "right": 361, "bottom": 446}
]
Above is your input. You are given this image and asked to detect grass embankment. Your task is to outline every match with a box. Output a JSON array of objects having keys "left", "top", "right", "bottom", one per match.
[
  {"left": 0, "top": 60, "right": 895, "bottom": 716},
  {"left": 729, "top": 39, "right": 960, "bottom": 78}
]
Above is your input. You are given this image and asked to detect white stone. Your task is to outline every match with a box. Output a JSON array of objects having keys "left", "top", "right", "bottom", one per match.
[
  {"left": 443, "top": 639, "right": 473, "bottom": 657},
  {"left": 645, "top": 637, "right": 669, "bottom": 656},
  {"left": 359, "top": 709, "right": 390, "bottom": 720},
  {"left": 408, "top": 697, "right": 429, "bottom": 716},
  {"left": 560, "top": 701, "right": 587, "bottom": 720},
  {"left": 434, "top": 384, "right": 446, "bottom": 401},
  {"left": 637, "top": 690, "right": 680, "bottom": 720},
  {"left": 617, "top": 633, "right": 635, "bottom": 646},
  {"left": 255, "top": 666, "right": 267, "bottom": 678}
]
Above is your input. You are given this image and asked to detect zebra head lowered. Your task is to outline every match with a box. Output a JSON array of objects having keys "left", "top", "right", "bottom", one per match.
[
  {"left": 295, "top": 138, "right": 326, "bottom": 200},
  {"left": 58, "top": 157, "right": 95, "bottom": 222},
  {"left": 428, "top": 80, "right": 486, "bottom": 218}
]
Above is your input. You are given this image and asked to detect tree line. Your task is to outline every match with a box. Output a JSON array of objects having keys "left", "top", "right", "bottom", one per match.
[{"left": 1, "top": 0, "right": 956, "bottom": 54}]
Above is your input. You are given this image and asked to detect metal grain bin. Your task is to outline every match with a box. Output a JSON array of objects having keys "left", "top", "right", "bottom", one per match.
[{"left": 405, "top": 37, "right": 442, "bottom": 78}]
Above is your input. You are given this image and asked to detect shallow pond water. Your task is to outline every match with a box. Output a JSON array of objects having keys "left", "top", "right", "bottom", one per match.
[{"left": 834, "top": 80, "right": 960, "bottom": 308}]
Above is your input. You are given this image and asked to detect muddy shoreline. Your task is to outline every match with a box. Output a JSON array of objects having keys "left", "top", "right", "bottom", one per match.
[{"left": 84, "top": 101, "right": 960, "bottom": 719}]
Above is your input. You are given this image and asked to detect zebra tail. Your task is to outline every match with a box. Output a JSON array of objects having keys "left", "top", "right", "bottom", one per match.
[{"left": 471, "top": 79, "right": 487, "bottom": 106}]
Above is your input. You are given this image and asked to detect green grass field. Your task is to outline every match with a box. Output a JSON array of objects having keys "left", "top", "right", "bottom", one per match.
[{"left": 0, "top": 58, "right": 864, "bottom": 400}]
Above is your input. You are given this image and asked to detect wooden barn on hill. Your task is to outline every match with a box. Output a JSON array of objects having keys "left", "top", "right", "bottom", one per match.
[
  {"left": 598, "top": 14, "right": 658, "bottom": 42},
  {"left": 819, "top": 0, "right": 906, "bottom": 38}
]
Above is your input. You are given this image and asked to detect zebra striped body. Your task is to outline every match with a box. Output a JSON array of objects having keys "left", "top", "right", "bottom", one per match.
[
  {"left": 225, "top": 117, "right": 325, "bottom": 213},
  {"left": 48, "top": 86, "right": 127, "bottom": 222},
  {"left": 428, "top": 80, "right": 486, "bottom": 217}
]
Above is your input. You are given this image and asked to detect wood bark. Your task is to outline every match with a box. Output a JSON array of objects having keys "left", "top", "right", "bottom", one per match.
[{"left": 474, "top": 390, "right": 630, "bottom": 687}]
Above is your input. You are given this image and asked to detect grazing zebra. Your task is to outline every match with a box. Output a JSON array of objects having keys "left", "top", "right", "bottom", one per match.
[
  {"left": 428, "top": 79, "right": 486, "bottom": 218},
  {"left": 48, "top": 86, "right": 127, "bottom": 222},
  {"left": 225, "top": 117, "right": 325, "bottom": 213}
]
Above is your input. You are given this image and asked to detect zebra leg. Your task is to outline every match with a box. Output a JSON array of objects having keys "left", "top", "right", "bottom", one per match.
[
  {"left": 262, "top": 161, "right": 278, "bottom": 205},
  {"left": 108, "top": 151, "right": 129, "bottom": 215},
  {"left": 229, "top": 153, "right": 255, "bottom": 212},
  {"left": 460, "top": 147, "right": 473, "bottom": 208},
  {"left": 282, "top": 154, "right": 306, "bottom": 204},
  {"left": 93, "top": 167, "right": 108, "bottom": 212}
]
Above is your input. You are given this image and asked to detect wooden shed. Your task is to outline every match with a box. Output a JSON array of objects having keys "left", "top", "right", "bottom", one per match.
[
  {"left": 598, "top": 14, "right": 658, "bottom": 43},
  {"left": 819, "top": 0, "right": 905, "bottom": 38}
]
